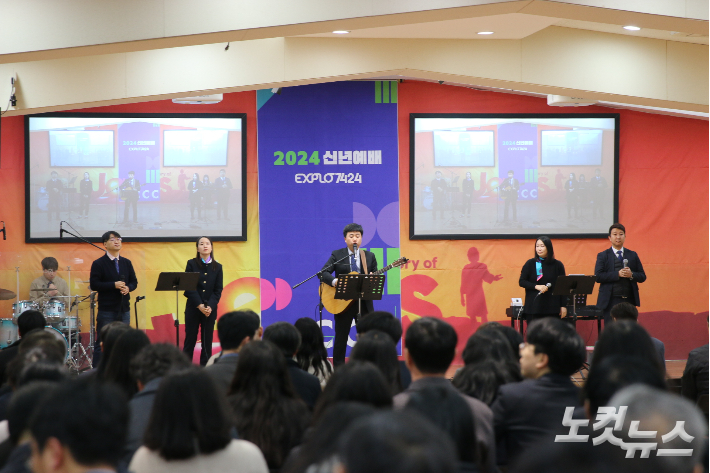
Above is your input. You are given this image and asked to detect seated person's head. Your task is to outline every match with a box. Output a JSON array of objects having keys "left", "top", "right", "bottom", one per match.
[
  {"left": 29, "top": 379, "right": 129, "bottom": 472},
  {"left": 7, "top": 381, "right": 56, "bottom": 446},
  {"left": 404, "top": 317, "right": 457, "bottom": 376},
  {"left": 130, "top": 343, "right": 191, "bottom": 389},
  {"left": 8, "top": 335, "right": 67, "bottom": 389},
  {"left": 610, "top": 302, "right": 639, "bottom": 322},
  {"left": 521, "top": 318, "right": 585, "bottom": 379},
  {"left": 593, "top": 320, "right": 664, "bottom": 376},
  {"left": 452, "top": 360, "right": 521, "bottom": 406},
  {"left": 356, "top": 311, "right": 403, "bottom": 344},
  {"left": 263, "top": 321, "right": 301, "bottom": 358},
  {"left": 17, "top": 310, "right": 46, "bottom": 338},
  {"left": 477, "top": 322, "right": 524, "bottom": 359},
  {"left": 217, "top": 310, "right": 261, "bottom": 352},
  {"left": 41, "top": 257, "right": 59, "bottom": 273},
  {"left": 350, "top": 330, "right": 402, "bottom": 394},
  {"left": 462, "top": 329, "right": 517, "bottom": 366}
]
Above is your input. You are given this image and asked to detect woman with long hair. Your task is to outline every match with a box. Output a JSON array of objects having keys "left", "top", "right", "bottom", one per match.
[
  {"left": 183, "top": 236, "right": 223, "bottom": 366},
  {"left": 519, "top": 236, "right": 568, "bottom": 323},
  {"left": 102, "top": 328, "right": 150, "bottom": 398},
  {"left": 294, "top": 317, "right": 333, "bottom": 387},
  {"left": 130, "top": 368, "right": 268, "bottom": 473},
  {"left": 228, "top": 340, "right": 310, "bottom": 470},
  {"left": 350, "top": 330, "right": 402, "bottom": 395}
]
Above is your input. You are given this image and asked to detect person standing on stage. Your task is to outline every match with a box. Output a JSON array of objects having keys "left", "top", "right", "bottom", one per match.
[
  {"left": 430, "top": 171, "right": 447, "bottom": 221},
  {"left": 79, "top": 172, "right": 93, "bottom": 218},
  {"left": 564, "top": 172, "right": 578, "bottom": 218},
  {"left": 183, "top": 236, "right": 223, "bottom": 365},
  {"left": 590, "top": 168, "right": 608, "bottom": 218},
  {"left": 29, "top": 257, "right": 70, "bottom": 304},
  {"left": 519, "top": 236, "right": 567, "bottom": 323},
  {"left": 500, "top": 170, "right": 519, "bottom": 222},
  {"left": 595, "top": 223, "right": 646, "bottom": 326},
  {"left": 320, "top": 223, "right": 378, "bottom": 366},
  {"left": 188, "top": 173, "right": 202, "bottom": 221},
  {"left": 119, "top": 171, "right": 141, "bottom": 223},
  {"left": 90, "top": 231, "right": 138, "bottom": 364},
  {"left": 45, "top": 171, "right": 63, "bottom": 221},
  {"left": 201, "top": 174, "right": 213, "bottom": 216},
  {"left": 461, "top": 171, "right": 474, "bottom": 216},
  {"left": 214, "top": 169, "right": 233, "bottom": 221}
]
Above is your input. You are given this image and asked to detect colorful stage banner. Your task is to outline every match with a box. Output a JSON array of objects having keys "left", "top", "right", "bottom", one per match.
[{"left": 257, "top": 81, "right": 400, "bottom": 356}]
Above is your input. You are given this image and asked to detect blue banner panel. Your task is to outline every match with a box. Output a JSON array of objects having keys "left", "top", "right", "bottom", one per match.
[{"left": 257, "top": 82, "right": 400, "bottom": 356}]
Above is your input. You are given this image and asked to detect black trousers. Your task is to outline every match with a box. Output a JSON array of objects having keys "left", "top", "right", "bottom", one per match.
[
  {"left": 504, "top": 198, "right": 517, "bottom": 220},
  {"left": 333, "top": 302, "right": 370, "bottom": 366},
  {"left": 183, "top": 308, "right": 217, "bottom": 366},
  {"left": 123, "top": 199, "right": 138, "bottom": 222},
  {"left": 217, "top": 195, "right": 229, "bottom": 219}
]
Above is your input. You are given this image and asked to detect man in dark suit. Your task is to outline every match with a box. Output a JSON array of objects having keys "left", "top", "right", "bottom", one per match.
[
  {"left": 119, "top": 171, "right": 141, "bottom": 223},
  {"left": 320, "top": 223, "right": 378, "bottom": 366},
  {"left": 610, "top": 302, "right": 665, "bottom": 372},
  {"left": 204, "top": 310, "right": 262, "bottom": 395},
  {"left": 590, "top": 168, "right": 607, "bottom": 218},
  {"left": 594, "top": 223, "right": 647, "bottom": 326},
  {"left": 89, "top": 231, "right": 138, "bottom": 365},
  {"left": 263, "top": 322, "right": 321, "bottom": 410},
  {"left": 0, "top": 310, "right": 46, "bottom": 384},
  {"left": 214, "top": 169, "right": 233, "bottom": 221},
  {"left": 491, "top": 317, "right": 586, "bottom": 467},
  {"left": 45, "top": 171, "right": 63, "bottom": 221},
  {"left": 500, "top": 170, "right": 519, "bottom": 222}
]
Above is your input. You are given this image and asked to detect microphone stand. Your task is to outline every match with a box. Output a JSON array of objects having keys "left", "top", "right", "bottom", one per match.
[
  {"left": 134, "top": 297, "right": 144, "bottom": 329},
  {"left": 60, "top": 225, "right": 105, "bottom": 252}
]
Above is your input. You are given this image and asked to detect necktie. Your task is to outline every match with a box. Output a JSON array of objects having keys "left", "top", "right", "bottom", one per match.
[
  {"left": 115, "top": 258, "right": 120, "bottom": 273},
  {"left": 350, "top": 253, "right": 358, "bottom": 272},
  {"left": 617, "top": 250, "right": 623, "bottom": 264}
]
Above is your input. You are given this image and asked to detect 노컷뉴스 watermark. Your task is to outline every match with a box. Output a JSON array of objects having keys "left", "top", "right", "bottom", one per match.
[{"left": 555, "top": 406, "right": 694, "bottom": 458}]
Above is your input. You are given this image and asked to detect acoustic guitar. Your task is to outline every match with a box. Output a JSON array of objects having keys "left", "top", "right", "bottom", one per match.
[{"left": 320, "top": 256, "right": 409, "bottom": 314}]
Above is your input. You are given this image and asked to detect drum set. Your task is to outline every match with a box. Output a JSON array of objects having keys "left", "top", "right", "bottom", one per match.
[{"left": 1, "top": 287, "right": 93, "bottom": 372}]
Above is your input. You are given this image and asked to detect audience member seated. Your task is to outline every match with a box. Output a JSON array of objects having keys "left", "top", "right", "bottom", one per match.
[
  {"left": 228, "top": 341, "right": 310, "bottom": 470},
  {"left": 87, "top": 321, "right": 131, "bottom": 380},
  {"left": 453, "top": 360, "right": 522, "bottom": 406},
  {"left": 294, "top": 317, "right": 333, "bottom": 388},
  {"left": 29, "top": 379, "right": 129, "bottom": 473},
  {"left": 611, "top": 385, "right": 708, "bottom": 473},
  {"left": 356, "top": 311, "right": 411, "bottom": 389},
  {"left": 405, "top": 385, "right": 481, "bottom": 473},
  {"left": 509, "top": 440, "right": 626, "bottom": 473},
  {"left": 393, "top": 317, "right": 495, "bottom": 473},
  {"left": 337, "top": 410, "right": 458, "bottom": 473},
  {"left": 350, "top": 330, "right": 402, "bottom": 395},
  {"left": 477, "top": 322, "right": 524, "bottom": 360},
  {"left": 592, "top": 319, "right": 665, "bottom": 378},
  {"left": 204, "top": 310, "right": 261, "bottom": 396},
  {"left": 101, "top": 328, "right": 150, "bottom": 398},
  {"left": 681, "top": 337, "right": 709, "bottom": 411},
  {"left": 0, "top": 310, "right": 46, "bottom": 385},
  {"left": 462, "top": 329, "right": 518, "bottom": 367},
  {"left": 609, "top": 302, "right": 665, "bottom": 371},
  {"left": 130, "top": 368, "right": 268, "bottom": 473},
  {"left": 282, "top": 402, "right": 376, "bottom": 473},
  {"left": 491, "top": 317, "right": 585, "bottom": 467},
  {"left": 311, "top": 361, "right": 393, "bottom": 425},
  {"left": 263, "top": 322, "right": 322, "bottom": 409},
  {"left": 122, "top": 343, "right": 191, "bottom": 467}
]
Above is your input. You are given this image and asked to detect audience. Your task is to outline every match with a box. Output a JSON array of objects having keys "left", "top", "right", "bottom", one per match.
[
  {"left": 491, "top": 317, "right": 586, "bottom": 467},
  {"left": 393, "top": 317, "right": 496, "bottom": 473},
  {"left": 122, "top": 343, "right": 191, "bottom": 467},
  {"left": 29, "top": 379, "right": 129, "bottom": 473},
  {"left": 477, "top": 322, "right": 524, "bottom": 359},
  {"left": 263, "top": 322, "right": 322, "bottom": 409},
  {"left": 294, "top": 317, "right": 333, "bottom": 387},
  {"left": 356, "top": 311, "right": 411, "bottom": 389},
  {"left": 337, "top": 410, "right": 458, "bottom": 473},
  {"left": 681, "top": 337, "right": 709, "bottom": 410},
  {"left": 349, "top": 330, "right": 402, "bottom": 395},
  {"left": 204, "top": 310, "right": 262, "bottom": 396},
  {"left": 228, "top": 340, "right": 310, "bottom": 470},
  {"left": 592, "top": 319, "right": 665, "bottom": 377},
  {"left": 0, "top": 310, "right": 46, "bottom": 384},
  {"left": 461, "top": 329, "right": 518, "bottom": 367},
  {"left": 93, "top": 322, "right": 132, "bottom": 380},
  {"left": 101, "top": 328, "right": 150, "bottom": 398},
  {"left": 609, "top": 302, "right": 666, "bottom": 371},
  {"left": 311, "top": 360, "right": 393, "bottom": 424},
  {"left": 130, "top": 368, "right": 268, "bottom": 473},
  {"left": 453, "top": 360, "right": 521, "bottom": 406}
]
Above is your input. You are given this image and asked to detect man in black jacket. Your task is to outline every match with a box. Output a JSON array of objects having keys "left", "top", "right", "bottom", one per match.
[
  {"left": 89, "top": 231, "right": 138, "bottom": 365},
  {"left": 119, "top": 171, "right": 141, "bottom": 223},
  {"left": 320, "top": 223, "right": 378, "bottom": 366}
]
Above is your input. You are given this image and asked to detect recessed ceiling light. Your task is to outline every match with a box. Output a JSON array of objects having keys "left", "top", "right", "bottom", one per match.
[
  {"left": 477, "top": 31, "right": 494, "bottom": 35},
  {"left": 623, "top": 26, "right": 641, "bottom": 31},
  {"left": 332, "top": 30, "right": 350, "bottom": 34}
]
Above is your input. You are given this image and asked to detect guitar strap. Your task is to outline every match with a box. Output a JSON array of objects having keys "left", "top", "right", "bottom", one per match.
[{"left": 359, "top": 249, "right": 368, "bottom": 274}]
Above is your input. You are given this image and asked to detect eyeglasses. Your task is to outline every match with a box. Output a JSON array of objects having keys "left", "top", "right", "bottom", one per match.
[
  {"left": 43, "top": 269, "right": 56, "bottom": 273},
  {"left": 108, "top": 237, "right": 122, "bottom": 242}
]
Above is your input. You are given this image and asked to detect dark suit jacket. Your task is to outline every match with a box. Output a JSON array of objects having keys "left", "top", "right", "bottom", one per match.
[
  {"left": 119, "top": 178, "right": 141, "bottom": 200},
  {"left": 89, "top": 254, "right": 138, "bottom": 313},
  {"left": 682, "top": 344, "right": 709, "bottom": 403},
  {"left": 0, "top": 340, "right": 21, "bottom": 384},
  {"left": 286, "top": 358, "right": 321, "bottom": 410},
  {"left": 320, "top": 248, "right": 379, "bottom": 313},
  {"left": 122, "top": 377, "right": 162, "bottom": 467},
  {"left": 594, "top": 247, "right": 646, "bottom": 309},
  {"left": 651, "top": 337, "right": 666, "bottom": 372},
  {"left": 491, "top": 373, "right": 581, "bottom": 466},
  {"left": 184, "top": 258, "right": 223, "bottom": 314},
  {"left": 519, "top": 258, "right": 567, "bottom": 314},
  {"left": 204, "top": 353, "right": 240, "bottom": 396}
]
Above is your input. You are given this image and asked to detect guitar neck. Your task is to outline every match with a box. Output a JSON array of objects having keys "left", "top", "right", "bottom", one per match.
[{"left": 372, "top": 262, "right": 399, "bottom": 275}]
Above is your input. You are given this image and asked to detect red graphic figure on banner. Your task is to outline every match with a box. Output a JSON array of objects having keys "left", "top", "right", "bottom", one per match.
[
  {"left": 460, "top": 247, "right": 502, "bottom": 323},
  {"left": 177, "top": 169, "right": 189, "bottom": 191}
]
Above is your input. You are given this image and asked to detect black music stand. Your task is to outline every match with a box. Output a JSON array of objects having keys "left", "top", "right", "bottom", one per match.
[
  {"left": 155, "top": 272, "right": 199, "bottom": 347},
  {"left": 334, "top": 274, "right": 385, "bottom": 323},
  {"left": 553, "top": 275, "right": 597, "bottom": 326}
]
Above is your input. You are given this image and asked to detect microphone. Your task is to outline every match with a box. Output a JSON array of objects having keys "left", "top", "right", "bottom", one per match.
[
  {"left": 539, "top": 283, "right": 552, "bottom": 294},
  {"left": 136, "top": 296, "right": 145, "bottom": 302},
  {"left": 353, "top": 243, "right": 358, "bottom": 254},
  {"left": 59, "top": 221, "right": 63, "bottom": 239},
  {"left": 623, "top": 259, "right": 629, "bottom": 269},
  {"left": 0, "top": 221, "right": 5, "bottom": 240}
]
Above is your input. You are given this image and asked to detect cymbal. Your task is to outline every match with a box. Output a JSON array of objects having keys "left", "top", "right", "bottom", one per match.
[
  {"left": 30, "top": 288, "right": 52, "bottom": 292},
  {"left": 0, "top": 289, "right": 16, "bottom": 301}
]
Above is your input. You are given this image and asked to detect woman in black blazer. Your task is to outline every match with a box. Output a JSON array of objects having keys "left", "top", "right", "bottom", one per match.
[
  {"left": 519, "top": 236, "right": 568, "bottom": 323},
  {"left": 183, "top": 236, "right": 223, "bottom": 365}
]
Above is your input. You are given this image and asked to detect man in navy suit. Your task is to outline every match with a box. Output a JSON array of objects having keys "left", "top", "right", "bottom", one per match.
[
  {"left": 320, "top": 223, "right": 378, "bottom": 366},
  {"left": 594, "top": 223, "right": 647, "bottom": 326}
]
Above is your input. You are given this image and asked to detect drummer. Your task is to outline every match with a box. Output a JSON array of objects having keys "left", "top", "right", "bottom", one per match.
[{"left": 29, "top": 257, "right": 70, "bottom": 304}]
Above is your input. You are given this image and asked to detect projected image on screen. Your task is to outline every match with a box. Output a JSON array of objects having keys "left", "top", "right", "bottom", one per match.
[
  {"left": 26, "top": 114, "right": 246, "bottom": 242},
  {"left": 410, "top": 114, "right": 618, "bottom": 239}
]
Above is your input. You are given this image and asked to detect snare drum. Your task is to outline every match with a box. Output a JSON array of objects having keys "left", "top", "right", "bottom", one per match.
[
  {"left": 12, "top": 300, "right": 40, "bottom": 319},
  {"left": 43, "top": 326, "right": 69, "bottom": 361},
  {"left": 43, "top": 300, "right": 66, "bottom": 324},
  {"left": 0, "top": 320, "right": 18, "bottom": 348},
  {"left": 57, "top": 316, "right": 79, "bottom": 332}
]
